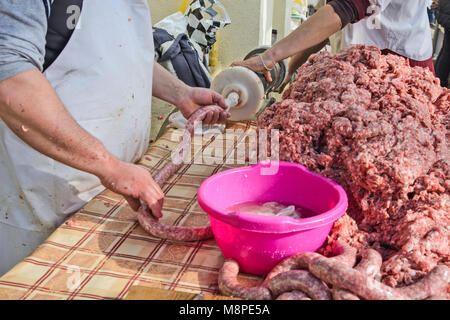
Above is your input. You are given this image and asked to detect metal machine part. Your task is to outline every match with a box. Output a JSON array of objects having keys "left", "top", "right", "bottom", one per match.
[
  {"left": 168, "top": 46, "right": 286, "bottom": 129},
  {"left": 211, "top": 66, "right": 265, "bottom": 121},
  {"left": 211, "top": 46, "right": 287, "bottom": 121},
  {"left": 210, "top": 46, "right": 287, "bottom": 121}
]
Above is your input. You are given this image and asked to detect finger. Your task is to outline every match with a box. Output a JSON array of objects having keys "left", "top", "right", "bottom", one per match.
[
  {"left": 211, "top": 110, "right": 220, "bottom": 124},
  {"left": 144, "top": 183, "right": 164, "bottom": 209},
  {"left": 212, "top": 92, "right": 227, "bottom": 109},
  {"left": 149, "top": 183, "right": 165, "bottom": 209},
  {"left": 149, "top": 202, "right": 162, "bottom": 219},
  {"left": 145, "top": 195, "right": 163, "bottom": 219},
  {"left": 203, "top": 111, "right": 213, "bottom": 125},
  {"left": 265, "top": 70, "right": 273, "bottom": 82},
  {"left": 149, "top": 179, "right": 164, "bottom": 199},
  {"left": 218, "top": 111, "right": 228, "bottom": 123},
  {"left": 216, "top": 111, "right": 225, "bottom": 124},
  {"left": 125, "top": 195, "right": 140, "bottom": 212}
]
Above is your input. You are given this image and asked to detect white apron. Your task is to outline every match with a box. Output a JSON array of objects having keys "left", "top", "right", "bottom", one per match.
[
  {"left": 0, "top": 0, "right": 154, "bottom": 275},
  {"left": 343, "top": 0, "right": 433, "bottom": 61}
]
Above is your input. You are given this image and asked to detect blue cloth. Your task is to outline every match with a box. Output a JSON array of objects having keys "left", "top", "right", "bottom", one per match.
[
  {"left": 428, "top": 8, "right": 437, "bottom": 24},
  {"left": 153, "top": 27, "right": 211, "bottom": 88}
]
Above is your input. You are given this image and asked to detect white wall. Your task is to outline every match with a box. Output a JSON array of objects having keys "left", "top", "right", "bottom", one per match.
[
  {"left": 149, "top": 0, "right": 181, "bottom": 24},
  {"left": 273, "top": 0, "right": 293, "bottom": 39},
  {"left": 259, "top": 0, "right": 275, "bottom": 46},
  {"left": 217, "top": 0, "right": 272, "bottom": 69}
]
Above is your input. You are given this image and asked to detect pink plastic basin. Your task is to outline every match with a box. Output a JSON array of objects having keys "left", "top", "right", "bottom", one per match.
[{"left": 197, "top": 161, "right": 348, "bottom": 276}]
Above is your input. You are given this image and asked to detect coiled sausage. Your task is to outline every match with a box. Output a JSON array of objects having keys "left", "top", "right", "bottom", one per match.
[{"left": 138, "top": 105, "right": 228, "bottom": 241}]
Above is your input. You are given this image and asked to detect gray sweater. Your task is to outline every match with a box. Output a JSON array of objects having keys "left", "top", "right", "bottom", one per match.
[
  {"left": 0, "top": 0, "right": 83, "bottom": 82},
  {"left": 0, "top": 0, "right": 48, "bottom": 82}
]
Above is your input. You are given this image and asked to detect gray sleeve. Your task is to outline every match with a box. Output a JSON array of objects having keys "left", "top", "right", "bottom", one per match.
[{"left": 0, "top": 0, "right": 48, "bottom": 82}]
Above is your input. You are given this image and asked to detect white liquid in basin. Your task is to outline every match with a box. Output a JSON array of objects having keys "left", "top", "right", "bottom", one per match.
[{"left": 226, "top": 201, "right": 316, "bottom": 219}]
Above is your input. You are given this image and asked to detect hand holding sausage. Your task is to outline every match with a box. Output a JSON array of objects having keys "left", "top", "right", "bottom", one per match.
[
  {"left": 176, "top": 87, "right": 230, "bottom": 124},
  {"left": 99, "top": 158, "right": 164, "bottom": 218},
  {"left": 136, "top": 105, "right": 228, "bottom": 241}
]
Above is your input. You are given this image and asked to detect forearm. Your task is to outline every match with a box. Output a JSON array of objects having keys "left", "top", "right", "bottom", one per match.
[
  {"left": 264, "top": 5, "right": 341, "bottom": 64},
  {"left": 287, "top": 39, "right": 328, "bottom": 75},
  {"left": 152, "top": 62, "right": 191, "bottom": 107},
  {"left": 0, "top": 69, "right": 118, "bottom": 179},
  {"left": 151, "top": 62, "right": 228, "bottom": 121}
]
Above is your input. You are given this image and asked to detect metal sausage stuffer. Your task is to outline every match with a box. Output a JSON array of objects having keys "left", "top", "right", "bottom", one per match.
[{"left": 211, "top": 47, "right": 287, "bottom": 121}]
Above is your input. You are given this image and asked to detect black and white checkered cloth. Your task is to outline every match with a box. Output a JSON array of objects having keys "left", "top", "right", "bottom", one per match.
[{"left": 185, "top": 0, "right": 230, "bottom": 53}]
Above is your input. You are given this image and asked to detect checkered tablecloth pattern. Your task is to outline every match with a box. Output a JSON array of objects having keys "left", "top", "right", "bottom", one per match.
[{"left": 0, "top": 122, "right": 264, "bottom": 300}]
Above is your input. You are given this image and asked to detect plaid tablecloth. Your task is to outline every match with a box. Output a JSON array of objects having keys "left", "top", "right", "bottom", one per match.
[{"left": 0, "top": 121, "right": 264, "bottom": 300}]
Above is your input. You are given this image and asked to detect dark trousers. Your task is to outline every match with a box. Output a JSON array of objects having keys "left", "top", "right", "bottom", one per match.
[{"left": 436, "top": 30, "right": 450, "bottom": 88}]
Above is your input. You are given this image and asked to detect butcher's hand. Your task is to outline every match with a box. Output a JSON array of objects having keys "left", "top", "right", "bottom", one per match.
[
  {"left": 231, "top": 52, "right": 275, "bottom": 83},
  {"left": 177, "top": 87, "right": 230, "bottom": 124},
  {"left": 99, "top": 158, "right": 164, "bottom": 219},
  {"left": 152, "top": 63, "right": 229, "bottom": 125}
]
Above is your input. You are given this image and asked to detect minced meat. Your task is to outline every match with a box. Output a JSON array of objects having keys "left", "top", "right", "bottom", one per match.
[{"left": 257, "top": 45, "right": 449, "bottom": 287}]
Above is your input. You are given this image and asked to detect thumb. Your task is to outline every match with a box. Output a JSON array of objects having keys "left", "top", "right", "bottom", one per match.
[
  {"left": 212, "top": 91, "right": 227, "bottom": 110},
  {"left": 125, "top": 195, "right": 140, "bottom": 212}
]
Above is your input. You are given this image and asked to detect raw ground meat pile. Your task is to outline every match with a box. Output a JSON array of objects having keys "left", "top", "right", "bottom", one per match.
[{"left": 257, "top": 45, "right": 449, "bottom": 288}]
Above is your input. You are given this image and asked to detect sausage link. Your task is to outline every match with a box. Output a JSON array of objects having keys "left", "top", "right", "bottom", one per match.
[
  {"left": 153, "top": 162, "right": 179, "bottom": 186},
  {"left": 354, "top": 249, "right": 383, "bottom": 279},
  {"left": 397, "top": 265, "right": 450, "bottom": 300},
  {"left": 426, "top": 295, "right": 447, "bottom": 300},
  {"left": 262, "top": 252, "right": 321, "bottom": 287},
  {"left": 137, "top": 105, "right": 227, "bottom": 241},
  {"left": 328, "top": 241, "right": 357, "bottom": 267},
  {"left": 309, "top": 256, "right": 408, "bottom": 300},
  {"left": 332, "top": 289, "right": 360, "bottom": 300},
  {"left": 268, "top": 270, "right": 332, "bottom": 300},
  {"left": 332, "top": 249, "right": 382, "bottom": 300},
  {"left": 137, "top": 209, "right": 213, "bottom": 241},
  {"left": 264, "top": 240, "right": 356, "bottom": 287},
  {"left": 276, "top": 290, "right": 311, "bottom": 300},
  {"left": 263, "top": 240, "right": 355, "bottom": 300},
  {"left": 218, "top": 259, "right": 272, "bottom": 300}
]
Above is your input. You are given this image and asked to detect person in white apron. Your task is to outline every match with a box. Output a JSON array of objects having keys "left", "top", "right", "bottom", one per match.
[
  {"left": 233, "top": 0, "right": 435, "bottom": 83},
  {"left": 0, "top": 0, "right": 228, "bottom": 276}
]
